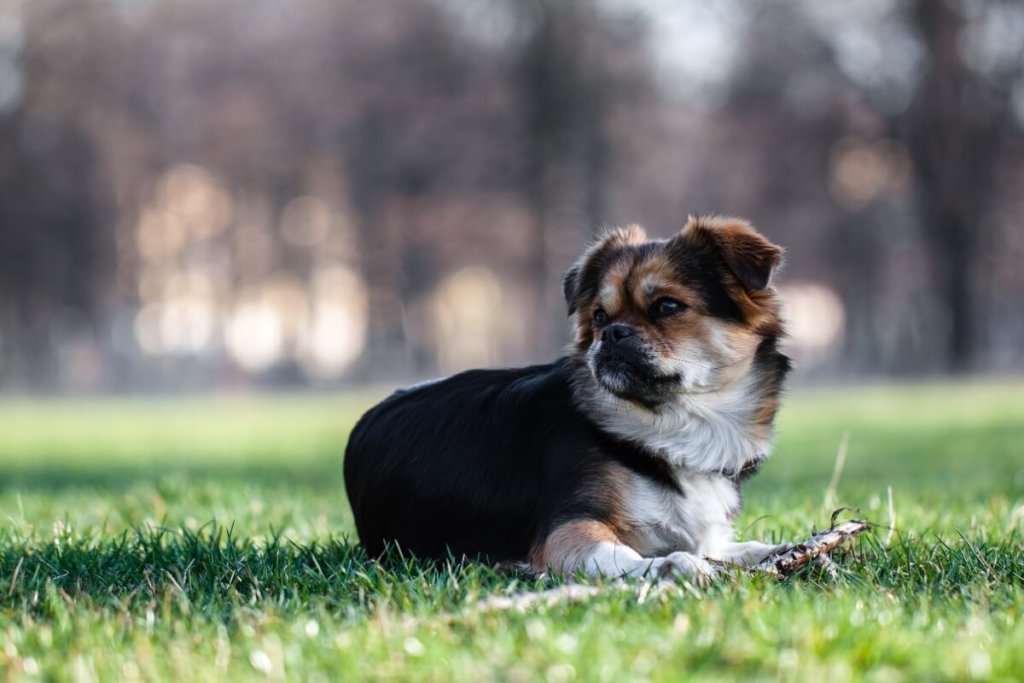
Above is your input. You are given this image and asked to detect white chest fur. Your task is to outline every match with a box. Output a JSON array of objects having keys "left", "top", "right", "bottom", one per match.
[
  {"left": 583, "top": 385, "right": 773, "bottom": 475},
  {"left": 624, "top": 470, "right": 740, "bottom": 558}
]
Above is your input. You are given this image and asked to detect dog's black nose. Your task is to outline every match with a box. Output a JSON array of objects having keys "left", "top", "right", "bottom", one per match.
[{"left": 602, "top": 324, "right": 636, "bottom": 344}]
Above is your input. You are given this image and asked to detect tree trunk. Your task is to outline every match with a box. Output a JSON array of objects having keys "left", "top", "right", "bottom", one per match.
[{"left": 905, "top": 0, "right": 1008, "bottom": 372}]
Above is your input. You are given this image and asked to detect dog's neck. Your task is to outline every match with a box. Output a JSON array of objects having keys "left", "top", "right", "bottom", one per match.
[{"left": 571, "top": 361, "right": 775, "bottom": 475}]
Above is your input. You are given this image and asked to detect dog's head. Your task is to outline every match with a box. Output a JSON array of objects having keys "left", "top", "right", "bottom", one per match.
[{"left": 563, "top": 216, "right": 785, "bottom": 408}]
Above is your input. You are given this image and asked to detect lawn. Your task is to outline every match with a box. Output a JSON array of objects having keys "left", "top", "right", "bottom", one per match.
[{"left": 1, "top": 381, "right": 1023, "bottom": 682}]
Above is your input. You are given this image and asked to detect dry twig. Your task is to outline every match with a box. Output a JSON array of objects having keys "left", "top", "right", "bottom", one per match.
[{"left": 754, "top": 519, "right": 870, "bottom": 576}]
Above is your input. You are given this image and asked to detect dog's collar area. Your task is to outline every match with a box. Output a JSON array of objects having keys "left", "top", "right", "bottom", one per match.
[
  {"left": 657, "top": 449, "right": 766, "bottom": 481},
  {"left": 593, "top": 427, "right": 683, "bottom": 494},
  {"left": 595, "top": 424, "right": 766, "bottom": 491}
]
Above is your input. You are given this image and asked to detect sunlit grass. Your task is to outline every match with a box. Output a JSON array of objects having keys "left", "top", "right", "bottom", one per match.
[{"left": 1, "top": 380, "right": 1023, "bottom": 681}]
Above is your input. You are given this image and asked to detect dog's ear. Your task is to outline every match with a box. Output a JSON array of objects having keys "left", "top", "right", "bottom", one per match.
[
  {"left": 681, "top": 215, "right": 783, "bottom": 291},
  {"left": 563, "top": 224, "right": 646, "bottom": 315},
  {"left": 562, "top": 266, "right": 581, "bottom": 315}
]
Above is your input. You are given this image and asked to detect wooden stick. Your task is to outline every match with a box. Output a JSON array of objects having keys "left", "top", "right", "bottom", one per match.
[{"left": 753, "top": 520, "right": 870, "bottom": 576}]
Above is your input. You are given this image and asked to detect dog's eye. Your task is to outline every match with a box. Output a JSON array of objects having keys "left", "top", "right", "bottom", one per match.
[
  {"left": 593, "top": 308, "right": 608, "bottom": 326},
  {"left": 651, "top": 298, "right": 686, "bottom": 319}
]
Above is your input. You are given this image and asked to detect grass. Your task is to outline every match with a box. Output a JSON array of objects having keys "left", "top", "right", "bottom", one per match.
[{"left": 1, "top": 381, "right": 1023, "bottom": 681}]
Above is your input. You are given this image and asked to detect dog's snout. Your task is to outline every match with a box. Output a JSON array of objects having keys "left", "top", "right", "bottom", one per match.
[{"left": 602, "top": 324, "right": 636, "bottom": 344}]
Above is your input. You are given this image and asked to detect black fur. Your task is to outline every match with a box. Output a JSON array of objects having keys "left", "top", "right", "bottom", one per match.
[
  {"left": 667, "top": 235, "right": 747, "bottom": 323},
  {"left": 344, "top": 358, "right": 676, "bottom": 561}
]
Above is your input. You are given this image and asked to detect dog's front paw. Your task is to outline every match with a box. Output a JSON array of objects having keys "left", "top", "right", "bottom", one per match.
[
  {"left": 757, "top": 541, "right": 796, "bottom": 563},
  {"left": 646, "top": 551, "right": 719, "bottom": 585},
  {"left": 719, "top": 541, "right": 794, "bottom": 567}
]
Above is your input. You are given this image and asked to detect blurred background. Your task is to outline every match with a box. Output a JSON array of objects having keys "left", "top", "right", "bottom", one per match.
[{"left": 0, "top": 0, "right": 1021, "bottom": 393}]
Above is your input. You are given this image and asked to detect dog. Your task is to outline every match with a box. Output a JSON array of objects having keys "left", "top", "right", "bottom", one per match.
[{"left": 344, "top": 215, "right": 792, "bottom": 580}]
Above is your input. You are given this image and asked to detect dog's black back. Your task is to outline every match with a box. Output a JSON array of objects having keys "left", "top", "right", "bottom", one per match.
[{"left": 344, "top": 358, "right": 672, "bottom": 560}]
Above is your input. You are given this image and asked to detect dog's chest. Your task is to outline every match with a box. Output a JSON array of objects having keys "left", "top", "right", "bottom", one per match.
[{"left": 624, "top": 471, "right": 739, "bottom": 557}]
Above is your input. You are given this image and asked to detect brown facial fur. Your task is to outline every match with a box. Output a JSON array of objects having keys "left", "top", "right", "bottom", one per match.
[{"left": 563, "top": 215, "right": 786, "bottom": 407}]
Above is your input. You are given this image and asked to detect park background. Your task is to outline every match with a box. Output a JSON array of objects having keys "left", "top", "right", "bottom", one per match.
[
  {"left": 1, "top": 0, "right": 1022, "bottom": 393},
  {"left": 2, "top": 1, "right": 1024, "bottom": 681}
]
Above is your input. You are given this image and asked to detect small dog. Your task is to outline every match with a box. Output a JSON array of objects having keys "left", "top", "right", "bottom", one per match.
[{"left": 344, "top": 215, "right": 792, "bottom": 580}]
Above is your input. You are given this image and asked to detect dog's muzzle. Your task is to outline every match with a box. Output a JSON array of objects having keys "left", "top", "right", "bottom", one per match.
[{"left": 592, "top": 324, "right": 680, "bottom": 404}]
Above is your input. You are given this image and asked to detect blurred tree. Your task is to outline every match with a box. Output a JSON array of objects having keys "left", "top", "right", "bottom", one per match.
[
  {"left": 0, "top": 0, "right": 1021, "bottom": 390},
  {"left": 319, "top": 0, "right": 514, "bottom": 377},
  {"left": 904, "top": 0, "right": 1022, "bottom": 372},
  {"left": 0, "top": 1, "right": 118, "bottom": 389},
  {"left": 711, "top": 2, "right": 899, "bottom": 372},
  {"left": 707, "top": 0, "right": 1023, "bottom": 374},
  {"left": 511, "top": 0, "right": 655, "bottom": 354}
]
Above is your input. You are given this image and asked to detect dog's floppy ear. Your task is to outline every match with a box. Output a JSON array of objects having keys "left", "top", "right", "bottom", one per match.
[
  {"left": 562, "top": 266, "right": 581, "bottom": 315},
  {"left": 563, "top": 224, "right": 646, "bottom": 315},
  {"left": 682, "top": 215, "right": 783, "bottom": 291}
]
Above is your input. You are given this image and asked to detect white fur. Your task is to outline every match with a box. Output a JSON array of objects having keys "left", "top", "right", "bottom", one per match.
[
  {"left": 580, "top": 542, "right": 716, "bottom": 581},
  {"left": 625, "top": 471, "right": 739, "bottom": 558},
  {"left": 717, "top": 540, "right": 788, "bottom": 566},
  {"left": 564, "top": 473, "right": 786, "bottom": 579},
  {"left": 561, "top": 472, "right": 786, "bottom": 579},
  {"left": 578, "top": 371, "right": 772, "bottom": 474}
]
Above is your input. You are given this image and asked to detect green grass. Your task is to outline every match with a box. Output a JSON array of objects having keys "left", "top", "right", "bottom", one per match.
[{"left": 1, "top": 381, "right": 1023, "bottom": 681}]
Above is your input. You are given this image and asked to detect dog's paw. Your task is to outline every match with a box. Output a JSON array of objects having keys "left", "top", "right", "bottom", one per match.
[
  {"left": 646, "top": 551, "right": 719, "bottom": 585},
  {"left": 756, "top": 541, "right": 796, "bottom": 563},
  {"left": 719, "top": 541, "right": 795, "bottom": 567}
]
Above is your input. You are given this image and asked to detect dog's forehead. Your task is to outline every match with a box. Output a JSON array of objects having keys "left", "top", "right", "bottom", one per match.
[{"left": 596, "top": 245, "right": 681, "bottom": 307}]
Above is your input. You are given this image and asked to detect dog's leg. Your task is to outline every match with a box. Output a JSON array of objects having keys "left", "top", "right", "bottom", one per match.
[
  {"left": 716, "top": 540, "right": 793, "bottom": 567},
  {"left": 534, "top": 520, "right": 717, "bottom": 581}
]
